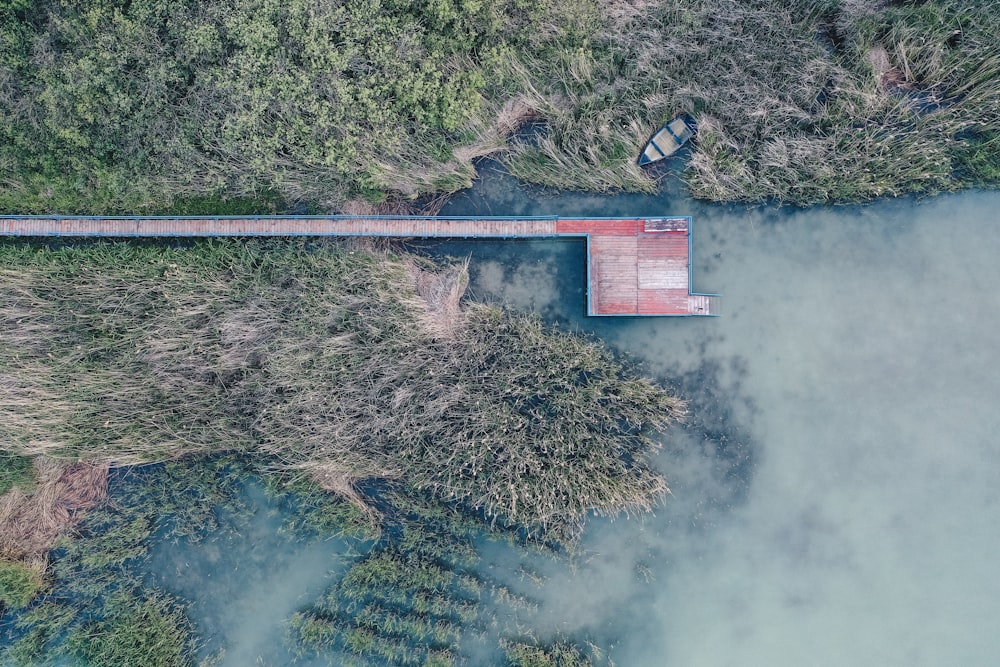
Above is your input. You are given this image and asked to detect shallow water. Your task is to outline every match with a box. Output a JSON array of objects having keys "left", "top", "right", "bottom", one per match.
[
  {"left": 145, "top": 483, "right": 360, "bottom": 667},
  {"left": 437, "top": 170, "right": 1000, "bottom": 665},
  {"left": 140, "top": 167, "right": 1000, "bottom": 666}
]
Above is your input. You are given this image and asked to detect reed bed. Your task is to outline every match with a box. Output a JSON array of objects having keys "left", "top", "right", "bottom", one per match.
[
  {"left": 291, "top": 540, "right": 478, "bottom": 665},
  {"left": 6, "top": 1, "right": 998, "bottom": 211},
  {"left": 63, "top": 591, "right": 195, "bottom": 667},
  {"left": 501, "top": 638, "right": 599, "bottom": 667},
  {"left": 497, "top": 0, "right": 1000, "bottom": 204},
  {"left": 1, "top": 239, "right": 680, "bottom": 663},
  {"left": 290, "top": 496, "right": 540, "bottom": 666},
  {"left": 1, "top": 456, "right": 253, "bottom": 665},
  {"left": 0, "top": 239, "right": 681, "bottom": 543}
]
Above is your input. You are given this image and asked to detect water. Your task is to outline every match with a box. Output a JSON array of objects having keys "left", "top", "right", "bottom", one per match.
[
  {"left": 145, "top": 483, "right": 361, "bottom": 667},
  {"left": 147, "top": 166, "right": 1000, "bottom": 665},
  {"left": 436, "top": 170, "right": 1000, "bottom": 665}
]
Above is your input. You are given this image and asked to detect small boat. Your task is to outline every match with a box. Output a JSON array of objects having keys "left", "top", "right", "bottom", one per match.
[{"left": 637, "top": 115, "right": 697, "bottom": 166}]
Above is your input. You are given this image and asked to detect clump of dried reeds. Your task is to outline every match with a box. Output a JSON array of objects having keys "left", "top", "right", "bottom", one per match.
[{"left": 0, "top": 459, "right": 108, "bottom": 565}]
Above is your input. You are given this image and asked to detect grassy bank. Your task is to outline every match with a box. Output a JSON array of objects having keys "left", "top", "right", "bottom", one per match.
[
  {"left": 2, "top": 1, "right": 998, "bottom": 211},
  {"left": 502, "top": 0, "right": 1000, "bottom": 202}
]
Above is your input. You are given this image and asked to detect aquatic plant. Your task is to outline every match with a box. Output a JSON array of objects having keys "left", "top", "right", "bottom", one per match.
[
  {"left": 2, "top": 601, "right": 77, "bottom": 666},
  {"left": 264, "top": 471, "right": 379, "bottom": 541},
  {"left": 288, "top": 488, "right": 491, "bottom": 666},
  {"left": 501, "top": 638, "right": 597, "bottom": 667},
  {"left": 64, "top": 591, "right": 195, "bottom": 667},
  {"left": 0, "top": 456, "right": 253, "bottom": 666},
  {"left": 0, "top": 558, "right": 45, "bottom": 613}
]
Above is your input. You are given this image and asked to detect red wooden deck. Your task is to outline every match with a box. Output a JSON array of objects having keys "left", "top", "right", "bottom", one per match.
[{"left": 0, "top": 215, "right": 718, "bottom": 316}]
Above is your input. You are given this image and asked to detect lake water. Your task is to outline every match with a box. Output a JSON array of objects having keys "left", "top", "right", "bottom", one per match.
[{"left": 151, "top": 165, "right": 1000, "bottom": 665}]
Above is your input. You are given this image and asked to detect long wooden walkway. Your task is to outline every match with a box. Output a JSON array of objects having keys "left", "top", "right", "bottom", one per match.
[{"left": 0, "top": 215, "right": 720, "bottom": 317}]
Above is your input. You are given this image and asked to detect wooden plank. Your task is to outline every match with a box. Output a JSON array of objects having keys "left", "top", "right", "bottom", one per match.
[
  {"left": 556, "top": 218, "right": 641, "bottom": 236},
  {"left": 637, "top": 289, "right": 690, "bottom": 315},
  {"left": 589, "top": 235, "right": 638, "bottom": 315},
  {"left": 637, "top": 258, "right": 688, "bottom": 289},
  {"left": 644, "top": 217, "right": 688, "bottom": 233},
  {"left": 0, "top": 216, "right": 565, "bottom": 239}
]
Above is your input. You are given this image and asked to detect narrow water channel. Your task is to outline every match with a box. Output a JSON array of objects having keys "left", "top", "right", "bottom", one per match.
[{"left": 147, "top": 165, "right": 1000, "bottom": 666}]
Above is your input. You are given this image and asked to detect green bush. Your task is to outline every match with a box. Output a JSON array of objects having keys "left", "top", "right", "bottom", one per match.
[{"left": 0, "top": 0, "right": 547, "bottom": 213}]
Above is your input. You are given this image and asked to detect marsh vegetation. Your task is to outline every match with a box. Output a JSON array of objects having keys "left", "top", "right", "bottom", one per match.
[
  {"left": 2, "top": 0, "right": 998, "bottom": 212},
  {"left": 0, "top": 240, "right": 681, "bottom": 539},
  {"left": 0, "top": 239, "right": 679, "bottom": 664}
]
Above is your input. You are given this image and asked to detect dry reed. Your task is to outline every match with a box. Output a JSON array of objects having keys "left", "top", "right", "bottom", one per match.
[
  {"left": 0, "top": 459, "right": 108, "bottom": 565},
  {"left": 1, "top": 240, "right": 682, "bottom": 545}
]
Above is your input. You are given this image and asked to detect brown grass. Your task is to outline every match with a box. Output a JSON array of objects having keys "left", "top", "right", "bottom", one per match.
[
  {"left": 0, "top": 458, "right": 108, "bottom": 566},
  {"left": 867, "top": 45, "right": 907, "bottom": 91},
  {"left": 302, "top": 462, "right": 387, "bottom": 526},
  {"left": 405, "top": 257, "right": 470, "bottom": 339}
]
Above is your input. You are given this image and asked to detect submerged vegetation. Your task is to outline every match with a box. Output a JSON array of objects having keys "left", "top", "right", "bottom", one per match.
[
  {"left": 0, "top": 457, "right": 247, "bottom": 666},
  {"left": 1, "top": 457, "right": 611, "bottom": 666},
  {"left": 2, "top": 0, "right": 999, "bottom": 211},
  {"left": 0, "top": 239, "right": 679, "bottom": 663}
]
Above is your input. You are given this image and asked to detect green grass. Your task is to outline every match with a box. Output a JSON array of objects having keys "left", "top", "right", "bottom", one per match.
[
  {"left": 497, "top": 0, "right": 1000, "bottom": 203},
  {"left": 502, "top": 639, "right": 596, "bottom": 667},
  {"left": 0, "top": 0, "right": 553, "bottom": 213},
  {"left": 4, "top": 0, "right": 999, "bottom": 211},
  {"left": 65, "top": 591, "right": 195, "bottom": 667},
  {"left": 0, "top": 558, "right": 45, "bottom": 612},
  {"left": 0, "top": 453, "right": 35, "bottom": 494}
]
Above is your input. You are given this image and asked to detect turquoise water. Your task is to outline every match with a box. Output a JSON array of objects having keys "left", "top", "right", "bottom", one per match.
[
  {"left": 439, "top": 168, "right": 1000, "bottom": 665},
  {"left": 142, "top": 166, "right": 1000, "bottom": 665},
  {"left": 144, "top": 482, "right": 359, "bottom": 667}
]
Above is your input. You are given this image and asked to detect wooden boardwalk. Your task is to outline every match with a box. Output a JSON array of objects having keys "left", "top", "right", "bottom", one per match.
[{"left": 0, "top": 215, "right": 719, "bottom": 317}]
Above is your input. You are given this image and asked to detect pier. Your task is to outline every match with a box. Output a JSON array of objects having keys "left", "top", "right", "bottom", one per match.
[{"left": 0, "top": 215, "right": 720, "bottom": 316}]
